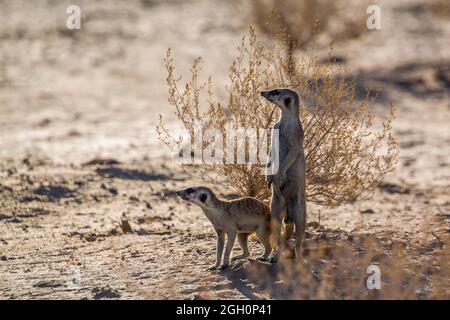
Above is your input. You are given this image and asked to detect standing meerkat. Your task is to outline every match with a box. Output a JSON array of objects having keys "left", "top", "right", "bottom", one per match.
[
  {"left": 261, "top": 88, "right": 307, "bottom": 263},
  {"left": 176, "top": 186, "right": 273, "bottom": 270}
]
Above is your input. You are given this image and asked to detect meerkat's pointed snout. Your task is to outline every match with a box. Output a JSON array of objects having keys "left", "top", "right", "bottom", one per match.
[
  {"left": 176, "top": 187, "right": 193, "bottom": 200},
  {"left": 260, "top": 89, "right": 281, "bottom": 104},
  {"left": 260, "top": 90, "right": 275, "bottom": 102}
]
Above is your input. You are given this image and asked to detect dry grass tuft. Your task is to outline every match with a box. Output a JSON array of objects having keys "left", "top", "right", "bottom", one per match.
[
  {"left": 245, "top": 0, "right": 368, "bottom": 52},
  {"left": 248, "top": 0, "right": 333, "bottom": 48},
  {"left": 242, "top": 227, "right": 450, "bottom": 299},
  {"left": 157, "top": 27, "right": 398, "bottom": 206}
]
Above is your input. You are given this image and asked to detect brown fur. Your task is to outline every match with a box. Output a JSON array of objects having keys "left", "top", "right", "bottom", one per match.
[{"left": 176, "top": 187, "right": 274, "bottom": 270}]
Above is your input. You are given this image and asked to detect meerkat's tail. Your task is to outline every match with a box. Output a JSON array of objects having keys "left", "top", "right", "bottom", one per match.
[
  {"left": 283, "top": 223, "right": 295, "bottom": 247},
  {"left": 269, "top": 221, "right": 295, "bottom": 251}
]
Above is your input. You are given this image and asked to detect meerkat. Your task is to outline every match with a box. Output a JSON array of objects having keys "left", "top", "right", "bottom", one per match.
[
  {"left": 176, "top": 186, "right": 273, "bottom": 270},
  {"left": 261, "top": 88, "right": 307, "bottom": 263}
]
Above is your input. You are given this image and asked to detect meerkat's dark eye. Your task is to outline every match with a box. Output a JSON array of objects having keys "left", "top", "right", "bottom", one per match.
[
  {"left": 284, "top": 97, "right": 291, "bottom": 107},
  {"left": 185, "top": 188, "right": 194, "bottom": 194},
  {"left": 199, "top": 193, "right": 207, "bottom": 203}
]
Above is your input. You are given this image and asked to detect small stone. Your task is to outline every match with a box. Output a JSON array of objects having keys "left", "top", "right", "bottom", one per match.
[
  {"left": 129, "top": 196, "right": 139, "bottom": 202},
  {"left": 137, "top": 217, "right": 145, "bottom": 224},
  {"left": 84, "top": 233, "right": 97, "bottom": 242}
]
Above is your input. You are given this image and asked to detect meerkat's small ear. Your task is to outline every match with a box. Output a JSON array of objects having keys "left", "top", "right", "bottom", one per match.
[
  {"left": 199, "top": 193, "right": 207, "bottom": 203},
  {"left": 284, "top": 97, "right": 291, "bottom": 107}
]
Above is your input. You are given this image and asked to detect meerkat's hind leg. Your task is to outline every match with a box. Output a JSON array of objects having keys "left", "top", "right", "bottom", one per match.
[
  {"left": 292, "top": 197, "right": 306, "bottom": 263},
  {"left": 283, "top": 222, "right": 294, "bottom": 243},
  {"left": 282, "top": 222, "right": 296, "bottom": 259},
  {"left": 269, "top": 194, "right": 284, "bottom": 263},
  {"left": 255, "top": 226, "right": 272, "bottom": 262},
  {"left": 231, "top": 233, "right": 251, "bottom": 261}
]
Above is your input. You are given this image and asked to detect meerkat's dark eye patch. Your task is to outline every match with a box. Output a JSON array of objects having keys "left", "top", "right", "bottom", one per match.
[
  {"left": 199, "top": 193, "right": 207, "bottom": 203},
  {"left": 185, "top": 188, "right": 194, "bottom": 194},
  {"left": 284, "top": 97, "right": 291, "bottom": 107}
]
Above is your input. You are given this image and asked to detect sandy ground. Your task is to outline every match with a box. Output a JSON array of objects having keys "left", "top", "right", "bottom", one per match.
[{"left": 0, "top": 0, "right": 449, "bottom": 299}]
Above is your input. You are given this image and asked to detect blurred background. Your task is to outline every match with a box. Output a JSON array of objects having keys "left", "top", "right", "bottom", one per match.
[{"left": 0, "top": 0, "right": 448, "bottom": 163}]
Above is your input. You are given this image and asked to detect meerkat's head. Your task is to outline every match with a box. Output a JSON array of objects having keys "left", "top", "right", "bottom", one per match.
[
  {"left": 176, "top": 186, "right": 216, "bottom": 209},
  {"left": 260, "top": 88, "right": 300, "bottom": 114}
]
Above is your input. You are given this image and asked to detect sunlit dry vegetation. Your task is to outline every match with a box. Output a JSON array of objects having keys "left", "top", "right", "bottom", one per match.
[
  {"left": 429, "top": 0, "right": 450, "bottom": 18},
  {"left": 157, "top": 27, "right": 398, "bottom": 206},
  {"left": 244, "top": 0, "right": 369, "bottom": 52}
]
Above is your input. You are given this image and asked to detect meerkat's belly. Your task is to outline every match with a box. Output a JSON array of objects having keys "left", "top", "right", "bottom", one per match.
[
  {"left": 235, "top": 223, "right": 260, "bottom": 233},
  {"left": 218, "top": 218, "right": 262, "bottom": 233},
  {"left": 234, "top": 214, "right": 267, "bottom": 233},
  {"left": 203, "top": 207, "right": 268, "bottom": 233}
]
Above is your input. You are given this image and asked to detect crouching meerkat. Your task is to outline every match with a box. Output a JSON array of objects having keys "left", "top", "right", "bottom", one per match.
[
  {"left": 176, "top": 186, "right": 273, "bottom": 270},
  {"left": 261, "top": 88, "right": 307, "bottom": 263}
]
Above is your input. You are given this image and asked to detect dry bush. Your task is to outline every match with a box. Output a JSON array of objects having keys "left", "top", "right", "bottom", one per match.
[
  {"left": 246, "top": 0, "right": 368, "bottom": 52},
  {"left": 157, "top": 27, "right": 398, "bottom": 206},
  {"left": 429, "top": 0, "right": 450, "bottom": 18},
  {"left": 249, "top": 0, "right": 332, "bottom": 48}
]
